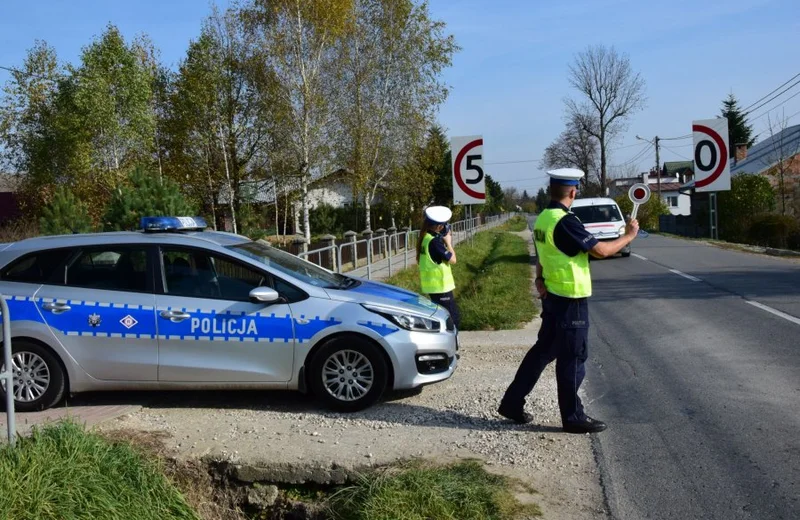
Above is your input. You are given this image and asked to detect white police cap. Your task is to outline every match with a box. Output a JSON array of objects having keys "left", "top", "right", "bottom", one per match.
[
  {"left": 424, "top": 206, "right": 452, "bottom": 224},
  {"left": 547, "top": 168, "right": 585, "bottom": 186}
]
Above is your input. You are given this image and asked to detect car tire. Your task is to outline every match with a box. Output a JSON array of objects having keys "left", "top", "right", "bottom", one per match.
[
  {"left": 621, "top": 251, "right": 631, "bottom": 258},
  {"left": 0, "top": 341, "right": 67, "bottom": 412},
  {"left": 309, "top": 336, "right": 388, "bottom": 413}
]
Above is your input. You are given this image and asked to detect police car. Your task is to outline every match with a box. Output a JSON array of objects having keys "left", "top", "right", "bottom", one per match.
[
  {"left": 571, "top": 198, "right": 631, "bottom": 257},
  {"left": 0, "top": 217, "right": 458, "bottom": 412}
]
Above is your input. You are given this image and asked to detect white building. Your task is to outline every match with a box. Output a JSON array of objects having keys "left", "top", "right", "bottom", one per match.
[{"left": 611, "top": 161, "right": 693, "bottom": 216}]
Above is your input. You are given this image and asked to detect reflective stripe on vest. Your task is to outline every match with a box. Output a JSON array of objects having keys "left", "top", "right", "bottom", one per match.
[
  {"left": 533, "top": 208, "right": 592, "bottom": 298},
  {"left": 419, "top": 234, "right": 456, "bottom": 294}
]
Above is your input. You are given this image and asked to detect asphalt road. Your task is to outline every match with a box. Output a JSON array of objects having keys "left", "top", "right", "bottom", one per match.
[{"left": 585, "top": 234, "right": 800, "bottom": 520}]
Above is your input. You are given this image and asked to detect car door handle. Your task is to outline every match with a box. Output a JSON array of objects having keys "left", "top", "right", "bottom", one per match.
[
  {"left": 160, "top": 310, "right": 191, "bottom": 322},
  {"left": 42, "top": 302, "right": 71, "bottom": 313}
]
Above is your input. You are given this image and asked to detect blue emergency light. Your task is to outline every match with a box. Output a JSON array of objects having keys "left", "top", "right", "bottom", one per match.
[{"left": 140, "top": 216, "right": 208, "bottom": 232}]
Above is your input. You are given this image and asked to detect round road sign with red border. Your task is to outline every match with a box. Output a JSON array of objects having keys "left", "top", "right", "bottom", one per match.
[
  {"left": 692, "top": 118, "right": 731, "bottom": 192},
  {"left": 451, "top": 135, "right": 486, "bottom": 204}
]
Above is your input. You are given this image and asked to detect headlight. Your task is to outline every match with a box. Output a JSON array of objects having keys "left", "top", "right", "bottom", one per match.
[
  {"left": 618, "top": 225, "right": 626, "bottom": 235},
  {"left": 362, "top": 304, "right": 441, "bottom": 333}
]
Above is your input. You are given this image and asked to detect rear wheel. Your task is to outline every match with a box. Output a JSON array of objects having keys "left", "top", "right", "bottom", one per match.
[
  {"left": 0, "top": 341, "right": 66, "bottom": 412},
  {"left": 621, "top": 245, "right": 632, "bottom": 258},
  {"left": 309, "top": 336, "right": 388, "bottom": 412}
]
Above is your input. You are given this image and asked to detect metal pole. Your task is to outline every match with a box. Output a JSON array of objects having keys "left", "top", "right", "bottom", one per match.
[{"left": 1, "top": 295, "right": 15, "bottom": 446}]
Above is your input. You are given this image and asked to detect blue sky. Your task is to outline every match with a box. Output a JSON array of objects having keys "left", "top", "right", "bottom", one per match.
[{"left": 2, "top": 0, "right": 799, "bottom": 194}]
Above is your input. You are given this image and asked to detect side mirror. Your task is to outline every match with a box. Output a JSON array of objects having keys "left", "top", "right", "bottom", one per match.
[{"left": 249, "top": 287, "right": 281, "bottom": 304}]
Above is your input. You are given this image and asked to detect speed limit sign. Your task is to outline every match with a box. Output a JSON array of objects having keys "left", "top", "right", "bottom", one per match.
[
  {"left": 451, "top": 135, "right": 486, "bottom": 205},
  {"left": 692, "top": 118, "right": 731, "bottom": 192}
]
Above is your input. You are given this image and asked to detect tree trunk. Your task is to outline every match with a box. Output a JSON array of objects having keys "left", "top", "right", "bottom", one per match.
[
  {"left": 217, "top": 119, "right": 237, "bottom": 234},
  {"left": 364, "top": 194, "right": 372, "bottom": 231},
  {"left": 273, "top": 177, "right": 280, "bottom": 241},
  {"left": 301, "top": 175, "right": 310, "bottom": 253},
  {"left": 599, "top": 127, "right": 607, "bottom": 193}
]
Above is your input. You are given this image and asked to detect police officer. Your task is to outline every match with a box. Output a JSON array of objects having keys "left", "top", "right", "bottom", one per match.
[
  {"left": 497, "top": 168, "right": 639, "bottom": 434},
  {"left": 417, "top": 206, "right": 460, "bottom": 328}
]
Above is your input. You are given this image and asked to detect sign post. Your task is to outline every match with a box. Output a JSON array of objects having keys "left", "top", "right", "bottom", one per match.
[{"left": 692, "top": 119, "right": 731, "bottom": 240}]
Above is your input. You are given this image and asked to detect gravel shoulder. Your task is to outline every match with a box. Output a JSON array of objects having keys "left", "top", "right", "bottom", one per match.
[{"left": 100, "top": 331, "right": 607, "bottom": 520}]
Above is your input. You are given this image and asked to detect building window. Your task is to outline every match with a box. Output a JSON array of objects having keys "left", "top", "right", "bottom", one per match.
[{"left": 666, "top": 196, "right": 678, "bottom": 207}]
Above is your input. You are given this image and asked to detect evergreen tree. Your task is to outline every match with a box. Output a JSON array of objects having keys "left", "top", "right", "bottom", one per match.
[
  {"left": 720, "top": 94, "right": 756, "bottom": 157},
  {"left": 39, "top": 186, "right": 93, "bottom": 235},
  {"left": 103, "top": 166, "right": 195, "bottom": 231},
  {"left": 535, "top": 187, "right": 549, "bottom": 213}
]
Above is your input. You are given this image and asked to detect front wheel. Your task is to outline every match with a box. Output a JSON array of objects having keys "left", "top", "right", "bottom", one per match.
[
  {"left": 309, "top": 336, "right": 388, "bottom": 412},
  {"left": 0, "top": 341, "right": 67, "bottom": 412}
]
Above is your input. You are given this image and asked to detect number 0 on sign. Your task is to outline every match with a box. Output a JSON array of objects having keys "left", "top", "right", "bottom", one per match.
[{"left": 451, "top": 135, "right": 486, "bottom": 205}]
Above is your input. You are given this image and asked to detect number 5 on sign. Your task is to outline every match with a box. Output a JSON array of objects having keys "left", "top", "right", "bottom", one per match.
[{"left": 451, "top": 135, "right": 486, "bottom": 205}]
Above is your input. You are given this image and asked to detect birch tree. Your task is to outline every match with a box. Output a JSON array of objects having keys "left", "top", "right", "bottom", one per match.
[
  {"left": 244, "top": 0, "right": 352, "bottom": 246},
  {"left": 335, "top": 0, "right": 456, "bottom": 230}
]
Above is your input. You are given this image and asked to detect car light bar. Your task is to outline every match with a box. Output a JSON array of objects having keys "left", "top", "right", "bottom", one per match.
[{"left": 140, "top": 216, "right": 208, "bottom": 232}]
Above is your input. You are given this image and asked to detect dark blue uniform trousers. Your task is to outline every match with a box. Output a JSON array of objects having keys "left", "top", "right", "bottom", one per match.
[
  {"left": 501, "top": 293, "right": 589, "bottom": 424},
  {"left": 430, "top": 291, "right": 461, "bottom": 329}
]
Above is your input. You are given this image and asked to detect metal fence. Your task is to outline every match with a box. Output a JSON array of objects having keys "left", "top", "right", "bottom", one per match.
[
  {"left": 1, "top": 295, "right": 15, "bottom": 445},
  {"left": 298, "top": 213, "right": 513, "bottom": 279}
]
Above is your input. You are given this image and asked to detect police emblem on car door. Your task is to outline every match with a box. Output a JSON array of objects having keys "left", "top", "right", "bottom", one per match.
[{"left": 154, "top": 247, "right": 296, "bottom": 382}]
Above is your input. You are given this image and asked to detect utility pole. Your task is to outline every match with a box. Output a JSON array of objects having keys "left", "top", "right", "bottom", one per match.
[{"left": 636, "top": 135, "right": 662, "bottom": 200}]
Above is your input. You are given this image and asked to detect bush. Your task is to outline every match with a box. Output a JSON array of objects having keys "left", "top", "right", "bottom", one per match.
[
  {"left": 39, "top": 186, "right": 93, "bottom": 235},
  {"left": 747, "top": 214, "right": 799, "bottom": 249},
  {"left": 103, "top": 167, "right": 195, "bottom": 231},
  {"left": 719, "top": 174, "right": 776, "bottom": 243},
  {"left": 0, "top": 421, "right": 198, "bottom": 520},
  {"left": 615, "top": 194, "right": 670, "bottom": 231},
  {"left": 310, "top": 202, "right": 343, "bottom": 236}
]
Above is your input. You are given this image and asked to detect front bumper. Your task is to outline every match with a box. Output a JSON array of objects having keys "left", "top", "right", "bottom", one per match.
[{"left": 389, "top": 308, "right": 458, "bottom": 390}]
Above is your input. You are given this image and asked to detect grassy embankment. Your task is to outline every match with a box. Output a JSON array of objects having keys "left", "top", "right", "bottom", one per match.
[
  {"left": 1, "top": 422, "right": 540, "bottom": 520},
  {"left": 386, "top": 216, "right": 536, "bottom": 330}
]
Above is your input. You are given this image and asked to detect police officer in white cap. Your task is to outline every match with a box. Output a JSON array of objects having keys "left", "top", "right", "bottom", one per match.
[
  {"left": 417, "top": 205, "right": 460, "bottom": 328},
  {"left": 498, "top": 168, "right": 639, "bottom": 434}
]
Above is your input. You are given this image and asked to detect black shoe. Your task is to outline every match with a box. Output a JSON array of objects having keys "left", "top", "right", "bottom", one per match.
[
  {"left": 563, "top": 416, "right": 607, "bottom": 434},
  {"left": 497, "top": 404, "right": 534, "bottom": 424}
]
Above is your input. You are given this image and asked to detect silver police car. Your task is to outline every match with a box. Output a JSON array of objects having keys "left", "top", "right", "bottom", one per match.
[{"left": 0, "top": 217, "right": 458, "bottom": 412}]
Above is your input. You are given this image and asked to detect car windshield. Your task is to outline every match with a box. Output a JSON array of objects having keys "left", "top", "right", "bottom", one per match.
[
  {"left": 228, "top": 241, "right": 352, "bottom": 289},
  {"left": 572, "top": 204, "right": 623, "bottom": 224}
]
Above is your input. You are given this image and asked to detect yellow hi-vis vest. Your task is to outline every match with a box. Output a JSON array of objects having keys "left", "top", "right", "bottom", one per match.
[
  {"left": 534, "top": 208, "right": 592, "bottom": 298},
  {"left": 419, "top": 233, "right": 456, "bottom": 294}
]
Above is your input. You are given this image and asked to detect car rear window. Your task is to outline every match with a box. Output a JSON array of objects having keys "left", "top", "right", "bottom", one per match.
[
  {"left": 572, "top": 204, "right": 623, "bottom": 224},
  {"left": 1, "top": 249, "right": 72, "bottom": 284}
]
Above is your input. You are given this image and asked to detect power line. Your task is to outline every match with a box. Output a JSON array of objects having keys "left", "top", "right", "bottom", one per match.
[
  {"left": 660, "top": 134, "right": 692, "bottom": 141},
  {"left": 661, "top": 146, "right": 691, "bottom": 160},
  {"left": 741, "top": 71, "right": 800, "bottom": 113},
  {"left": 485, "top": 159, "right": 538, "bottom": 166},
  {"left": 743, "top": 78, "right": 800, "bottom": 117},
  {"left": 748, "top": 89, "right": 800, "bottom": 123},
  {"left": 609, "top": 142, "right": 652, "bottom": 169}
]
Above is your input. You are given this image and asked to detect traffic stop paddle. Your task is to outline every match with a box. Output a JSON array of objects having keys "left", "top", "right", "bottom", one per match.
[{"left": 627, "top": 183, "right": 651, "bottom": 237}]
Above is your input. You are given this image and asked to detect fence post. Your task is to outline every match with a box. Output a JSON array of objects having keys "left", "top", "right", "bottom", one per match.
[
  {"left": 291, "top": 235, "right": 307, "bottom": 257},
  {"left": 402, "top": 226, "right": 411, "bottom": 269},
  {"left": 343, "top": 230, "right": 357, "bottom": 271},
  {"left": 362, "top": 229, "right": 374, "bottom": 279},
  {"left": 387, "top": 226, "right": 397, "bottom": 256},
  {"left": 375, "top": 228, "right": 386, "bottom": 259},
  {"left": 1, "top": 295, "right": 15, "bottom": 446},
  {"left": 321, "top": 234, "right": 337, "bottom": 272}
]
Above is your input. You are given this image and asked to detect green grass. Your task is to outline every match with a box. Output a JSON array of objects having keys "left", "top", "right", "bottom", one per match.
[
  {"left": 327, "top": 460, "right": 541, "bottom": 520},
  {"left": 0, "top": 421, "right": 199, "bottom": 520},
  {"left": 386, "top": 228, "right": 536, "bottom": 330},
  {"left": 501, "top": 215, "right": 529, "bottom": 232}
]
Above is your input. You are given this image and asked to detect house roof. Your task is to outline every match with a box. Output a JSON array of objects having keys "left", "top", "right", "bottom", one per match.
[
  {"left": 663, "top": 161, "right": 693, "bottom": 176},
  {"left": 731, "top": 124, "right": 800, "bottom": 175},
  {"left": 653, "top": 182, "right": 684, "bottom": 192},
  {"left": 218, "top": 168, "right": 353, "bottom": 205}
]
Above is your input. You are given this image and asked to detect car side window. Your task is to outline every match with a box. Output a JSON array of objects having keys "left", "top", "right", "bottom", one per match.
[
  {"left": 66, "top": 247, "right": 149, "bottom": 292},
  {"left": 1, "top": 249, "right": 72, "bottom": 284},
  {"left": 162, "top": 248, "right": 265, "bottom": 301}
]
